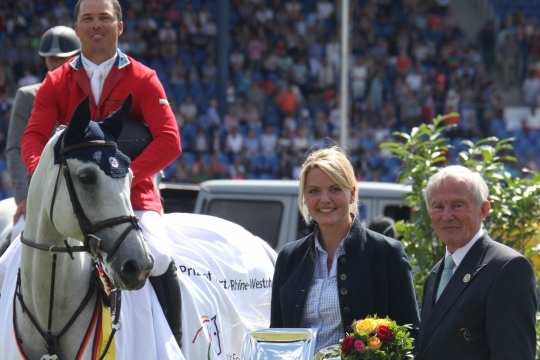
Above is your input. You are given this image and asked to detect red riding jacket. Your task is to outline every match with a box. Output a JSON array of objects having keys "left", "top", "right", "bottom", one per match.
[{"left": 22, "top": 50, "right": 181, "bottom": 213}]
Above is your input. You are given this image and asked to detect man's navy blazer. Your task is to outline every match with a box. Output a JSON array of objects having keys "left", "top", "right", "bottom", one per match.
[
  {"left": 417, "top": 235, "right": 537, "bottom": 360},
  {"left": 270, "top": 220, "right": 420, "bottom": 335}
]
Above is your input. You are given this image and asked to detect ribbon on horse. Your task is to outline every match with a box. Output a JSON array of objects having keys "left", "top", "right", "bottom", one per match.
[{"left": 94, "top": 303, "right": 115, "bottom": 360}]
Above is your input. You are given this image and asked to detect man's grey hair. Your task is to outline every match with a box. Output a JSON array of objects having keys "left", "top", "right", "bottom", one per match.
[{"left": 424, "top": 165, "right": 489, "bottom": 206}]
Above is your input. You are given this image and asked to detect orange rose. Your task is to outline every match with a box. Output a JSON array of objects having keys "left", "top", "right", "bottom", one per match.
[{"left": 367, "top": 336, "right": 382, "bottom": 350}]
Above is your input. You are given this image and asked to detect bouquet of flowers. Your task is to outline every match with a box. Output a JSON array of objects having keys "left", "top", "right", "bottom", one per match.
[{"left": 339, "top": 316, "right": 414, "bottom": 360}]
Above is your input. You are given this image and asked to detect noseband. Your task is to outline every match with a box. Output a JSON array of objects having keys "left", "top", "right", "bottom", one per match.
[{"left": 21, "top": 138, "right": 140, "bottom": 262}]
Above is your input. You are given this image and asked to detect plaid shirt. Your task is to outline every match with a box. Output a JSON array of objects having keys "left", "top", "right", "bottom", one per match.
[{"left": 301, "top": 234, "right": 346, "bottom": 352}]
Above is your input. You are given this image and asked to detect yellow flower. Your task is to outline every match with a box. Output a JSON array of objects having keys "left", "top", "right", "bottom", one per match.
[
  {"left": 355, "top": 319, "right": 377, "bottom": 335},
  {"left": 367, "top": 336, "right": 382, "bottom": 350},
  {"left": 376, "top": 318, "right": 391, "bottom": 327}
]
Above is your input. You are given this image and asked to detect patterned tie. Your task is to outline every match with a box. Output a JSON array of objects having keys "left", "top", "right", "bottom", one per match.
[{"left": 436, "top": 255, "right": 455, "bottom": 301}]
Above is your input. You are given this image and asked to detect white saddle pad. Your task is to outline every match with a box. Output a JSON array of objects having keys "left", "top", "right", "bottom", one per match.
[{"left": 165, "top": 213, "right": 276, "bottom": 359}]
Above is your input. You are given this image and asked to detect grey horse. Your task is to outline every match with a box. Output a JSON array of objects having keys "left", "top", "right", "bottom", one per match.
[{"left": 12, "top": 97, "right": 153, "bottom": 359}]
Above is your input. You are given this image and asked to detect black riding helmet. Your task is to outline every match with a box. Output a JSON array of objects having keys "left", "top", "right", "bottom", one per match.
[{"left": 38, "top": 26, "right": 81, "bottom": 58}]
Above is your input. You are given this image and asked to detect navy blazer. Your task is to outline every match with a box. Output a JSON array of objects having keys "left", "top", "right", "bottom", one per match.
[
  {"left": 270, "top": 219, "right": 420, "bottom": 336},
  {"left": 418, "top": 235, "right": 537, "bottom": 360}
]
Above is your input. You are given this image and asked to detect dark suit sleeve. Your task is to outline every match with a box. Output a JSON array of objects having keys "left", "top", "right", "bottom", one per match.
[
  {"left": 7, "top": 88, "right": 33, "bottom": 204},
  {"left": 270, "top": 250, "right": 286, "bottom": 328},
  {"left": 22, "top": 74, "right": 59, "bottom": 175},
  {"left": 389, "top": 244, "right": 420, "bottom": 333},
  {"left": 486, "top": 256, "right": 537, "bottom": 360}
]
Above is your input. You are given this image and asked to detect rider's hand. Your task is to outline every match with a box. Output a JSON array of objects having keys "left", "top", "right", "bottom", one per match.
[{"left": 13, "top": 200, "right": 26, "bottom": 223}]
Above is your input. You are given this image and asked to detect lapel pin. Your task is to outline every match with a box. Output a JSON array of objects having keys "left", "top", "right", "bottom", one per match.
[{"left": 463, "top": 273, "right": 471, "bottom": 283}]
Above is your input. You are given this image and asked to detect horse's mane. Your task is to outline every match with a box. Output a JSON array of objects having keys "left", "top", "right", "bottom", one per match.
[{"left": 35, "top": 127, "right": 65, "bottom": 173}]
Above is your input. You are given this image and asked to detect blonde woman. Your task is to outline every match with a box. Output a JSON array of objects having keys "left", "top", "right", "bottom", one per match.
[{"left": 270, "top": 146, "right": 419, "bottom": 351}]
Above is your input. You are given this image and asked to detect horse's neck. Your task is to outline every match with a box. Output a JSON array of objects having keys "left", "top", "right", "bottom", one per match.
[{"left": 17, "top": 217, "right": 98, "bottom": 359}]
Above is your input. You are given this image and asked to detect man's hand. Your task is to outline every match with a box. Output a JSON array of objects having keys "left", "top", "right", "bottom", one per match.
[{"left": 13, "top": 200, "right": 26, "bottom": 223}]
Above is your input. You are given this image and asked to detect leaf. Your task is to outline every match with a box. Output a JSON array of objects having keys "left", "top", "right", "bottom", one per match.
[
  {"left": 476, "top": 136, "right": 499, "bottom": 144},
  {"left": 461, "top": 139, "right": 474, "bottom": 148},
  {"left": 432, "top": 156, "right": 447, "bottom": 164},
  {"left": 481, "top": 147, "right": 494, "bottom": 162}
]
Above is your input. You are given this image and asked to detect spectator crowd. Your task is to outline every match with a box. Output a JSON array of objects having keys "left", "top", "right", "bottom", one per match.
[{"left": 1, "top": 0, "right": 540, "bottom": 199}]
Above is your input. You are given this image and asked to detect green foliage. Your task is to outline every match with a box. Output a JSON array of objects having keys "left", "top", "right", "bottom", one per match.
[
  {"left": 380, "top": 115, "right": 451, "bottom": 296},
  {"left": 456, "top": 136, "right": 540, "bottom": 258},
  {"left": 380, "top": 114, "right": 540, "bottom": 300}
]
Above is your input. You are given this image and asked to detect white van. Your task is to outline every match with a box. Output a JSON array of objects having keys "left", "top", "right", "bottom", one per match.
[{"left": 160, "top": 179, "right": 411, "bottom": 250}]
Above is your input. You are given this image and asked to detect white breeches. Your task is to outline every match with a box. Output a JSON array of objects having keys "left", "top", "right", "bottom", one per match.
[{"left": 135, "top": 210, "right": 172, "bottom": 276}]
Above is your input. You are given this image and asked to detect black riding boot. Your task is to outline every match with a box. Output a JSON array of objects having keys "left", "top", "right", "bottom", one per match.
[{"left": 149, "top": 261, "right": 182, "bottom": 347}]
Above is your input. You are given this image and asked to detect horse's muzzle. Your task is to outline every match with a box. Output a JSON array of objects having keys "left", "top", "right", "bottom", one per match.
[{"left": 119, "top": 254, "right": 153, "bottom": 290}]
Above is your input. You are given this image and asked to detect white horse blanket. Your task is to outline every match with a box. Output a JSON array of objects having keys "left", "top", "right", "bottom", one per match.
[{"left": 0, "top": 213, "right": 276, "bottom": 359}]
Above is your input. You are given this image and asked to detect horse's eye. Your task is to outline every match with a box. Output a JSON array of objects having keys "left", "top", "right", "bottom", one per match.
[{"left": 78, "top": 168, "right": 97, "bottom": 185}]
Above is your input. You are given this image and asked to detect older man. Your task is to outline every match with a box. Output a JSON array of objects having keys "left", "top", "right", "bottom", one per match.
[{"left": 417, "top": 165, "right": 537, "bottom": 360}]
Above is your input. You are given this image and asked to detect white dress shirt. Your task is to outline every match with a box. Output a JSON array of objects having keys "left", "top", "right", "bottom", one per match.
[
  {"left": 445, "top": 227, "right": 486, "bottom": 273},
  {"left": 81, "top": 53, "right": 117, "bottom": 105}
]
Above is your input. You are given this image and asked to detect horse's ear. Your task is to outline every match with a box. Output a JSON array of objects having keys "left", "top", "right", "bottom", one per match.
[
  {"left": 64, "top": 97, "right": 91, "bottom": 146},
  {"left": 100, "top": 95, "right": 132, "bottom": 140}
]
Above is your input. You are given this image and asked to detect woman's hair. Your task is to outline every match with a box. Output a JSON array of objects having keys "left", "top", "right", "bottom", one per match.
[{"left": 297, "top": 146, "right": 358, "bottom": 223}]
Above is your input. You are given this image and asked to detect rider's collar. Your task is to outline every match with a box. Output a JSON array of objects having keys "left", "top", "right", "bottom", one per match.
[{"left": 70, "top": 49, "right": 130, "bottom": 71}]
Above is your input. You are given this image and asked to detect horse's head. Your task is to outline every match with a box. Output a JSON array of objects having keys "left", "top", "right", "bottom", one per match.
[{"left": 46, "top": 96, "right": 153, "bottom": 289}]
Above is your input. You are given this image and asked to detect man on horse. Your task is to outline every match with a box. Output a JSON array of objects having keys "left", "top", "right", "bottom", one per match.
[{"left": 21, "top": 0, "right": 183, "bottom": 346}]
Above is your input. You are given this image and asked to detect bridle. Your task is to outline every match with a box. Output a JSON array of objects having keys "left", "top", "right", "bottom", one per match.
[
  {"left": 21, "top": 137, "right": 141, "bottom": 262},
  {"left": 16, "top": 136, "right": 140, "bottom": 359}
]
